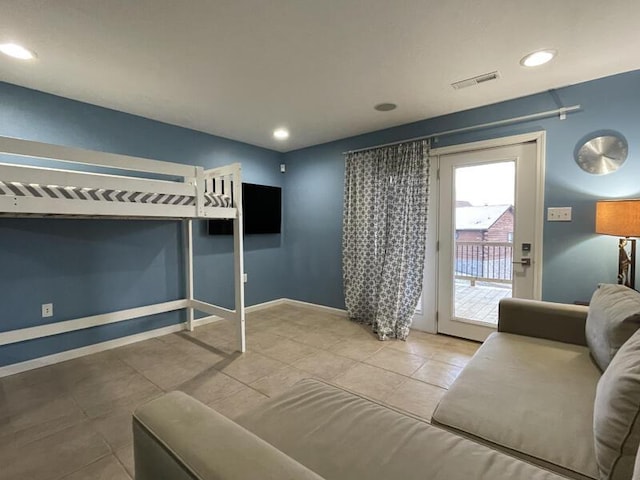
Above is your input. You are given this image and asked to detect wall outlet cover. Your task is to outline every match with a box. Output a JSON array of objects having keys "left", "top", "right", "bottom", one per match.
[{"left": 42, "top": 303, "right": 53, "bottom": 318}]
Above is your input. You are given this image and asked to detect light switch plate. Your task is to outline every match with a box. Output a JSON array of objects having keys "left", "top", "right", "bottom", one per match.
[{"left": 547, "top": 207, "right": 572, "bottom": 222}]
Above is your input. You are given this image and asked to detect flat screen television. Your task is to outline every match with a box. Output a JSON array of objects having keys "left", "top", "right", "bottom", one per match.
[{"left": 208, "top": 183, "right": 281, "bottom": 235}]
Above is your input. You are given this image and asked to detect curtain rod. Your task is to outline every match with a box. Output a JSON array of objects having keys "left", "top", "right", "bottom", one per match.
[{"left": 342, "top": 104, "right": 581, "bottom": 155}]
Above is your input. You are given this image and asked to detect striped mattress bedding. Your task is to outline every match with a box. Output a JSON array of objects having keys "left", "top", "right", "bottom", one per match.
[{"left": 0, "top": 180, "right": 232, "bottom": 208}]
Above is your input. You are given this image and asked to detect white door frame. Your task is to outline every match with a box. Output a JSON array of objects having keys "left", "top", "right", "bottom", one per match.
[{"left": 412, "top": 131, "right": 545, "bottom": 334}]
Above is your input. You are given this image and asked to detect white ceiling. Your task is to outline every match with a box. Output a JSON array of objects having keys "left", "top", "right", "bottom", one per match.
[{"left": 1, "top": 1, "right": 639, "bottom": 152}]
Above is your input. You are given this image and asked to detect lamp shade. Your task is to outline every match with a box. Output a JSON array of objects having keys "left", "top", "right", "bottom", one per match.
[{"left": 596, "top": 199, "right": 640, "bottom": 237}]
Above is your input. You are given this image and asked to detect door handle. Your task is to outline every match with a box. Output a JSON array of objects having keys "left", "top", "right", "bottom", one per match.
[{"left": 512, "top": 258, "right": 531, "bottom": 266}]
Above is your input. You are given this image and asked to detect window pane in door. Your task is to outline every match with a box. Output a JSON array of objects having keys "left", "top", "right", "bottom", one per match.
[{"left": 453, "top": 161, "right": 514, "bottom": 325}]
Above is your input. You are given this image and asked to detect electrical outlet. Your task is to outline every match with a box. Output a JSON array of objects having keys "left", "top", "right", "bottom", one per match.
[
  {"left": 547, "top": 207, "right": 572, "bottom": 222},
  {"left": 42, "top": 303, "right": 53, "bottom": 318},
  {"left": 243, "top": 273, "right": 248, "bottom": 283}
]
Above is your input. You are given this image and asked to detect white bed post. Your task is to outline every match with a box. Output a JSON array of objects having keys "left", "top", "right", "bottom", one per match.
[
  {"left": 233, "top": 167, "right": 246, "bottom": 352},
  {"left": 185, "top": 166, "right": 204, "bottom": 332},
  {"left": 184, "top": 219, "right": 195, "bottom": 332}
]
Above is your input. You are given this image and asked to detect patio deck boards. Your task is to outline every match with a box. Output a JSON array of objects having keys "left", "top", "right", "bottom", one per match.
[{"left": 454, "top": 279, "right": 512, "bottom": 325}]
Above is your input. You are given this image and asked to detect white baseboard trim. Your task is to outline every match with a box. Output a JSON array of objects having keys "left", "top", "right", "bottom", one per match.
[
  {"left": 282, "top": 298, "right": 348, "bottom": 317},
  {"left": 191, "top": 315, "right": 223, "bottom": 328},
  {"left": 0, "top": 323, "right": 185, "bottom": 378},
  {"left": 0, "top": 298, "right": 345, "bottom": 378},
  {"left": 246, "top": 298, "right": 288, "bottom": 313},
  {"left": 245, "top": 297, "right": 347, "bottom": 316},
  {"left": 1, "top": 312, "right": 245, "bottom": 378}
]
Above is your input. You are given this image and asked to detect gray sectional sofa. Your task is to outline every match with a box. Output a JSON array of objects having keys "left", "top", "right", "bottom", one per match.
[
  {"left": 133, "top": 380, "right": 567, "bottom": 480},
  {"left": 433, "top": 284, "right": 640, "bottom": 480},
  {"left": 433, "top": 297, "right": 601, "bottom": 479},
  {"left": 133, "top": 284, "right": 640, "bottom": 480}
]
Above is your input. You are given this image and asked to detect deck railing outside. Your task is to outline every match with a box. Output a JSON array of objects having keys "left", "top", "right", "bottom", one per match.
[{"left": 455, "top": 241, "right": 513, "bottom": 284}]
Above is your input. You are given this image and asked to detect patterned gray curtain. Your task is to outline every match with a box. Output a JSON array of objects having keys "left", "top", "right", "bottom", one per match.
[{"left": 342, "top": 141, "right": 429, "bottom": 340}]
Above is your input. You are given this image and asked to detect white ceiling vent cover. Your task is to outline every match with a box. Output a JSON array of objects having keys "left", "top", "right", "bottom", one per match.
[{"left": 451, "top": 71, "right": 500, "bottom": 90}]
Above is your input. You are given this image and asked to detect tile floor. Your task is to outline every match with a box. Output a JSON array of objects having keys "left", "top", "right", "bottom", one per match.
[{"left": 0, "top": 304, "right": 480, "bottom": 480}]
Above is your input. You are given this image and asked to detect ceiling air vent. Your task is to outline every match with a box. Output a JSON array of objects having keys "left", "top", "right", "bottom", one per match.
[{"left": 451, "top": 71, "right": 500, "bottom": 90}]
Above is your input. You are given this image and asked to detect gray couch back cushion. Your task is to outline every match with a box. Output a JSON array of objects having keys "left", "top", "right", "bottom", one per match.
[
  {"left": 594, "top": 328, "right": 640, "bottom": 480},
  {"left": 586, "top": 284, "right": 640, "bottom": 371}
]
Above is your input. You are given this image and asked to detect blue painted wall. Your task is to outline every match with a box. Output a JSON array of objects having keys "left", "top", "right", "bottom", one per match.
[
  {"left": 3, "top": 69, "right": 639, "bottom": 366},
  {"left": 0, "top": 82, "right": 286, "bottom": 366},
  {"left": 283, "top": 70, "right": 640, "bottom": 308}
]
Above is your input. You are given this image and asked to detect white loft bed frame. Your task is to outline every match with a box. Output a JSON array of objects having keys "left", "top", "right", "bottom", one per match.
[{"left": 0, "top": 135, "right": 246, "bottom": 363}]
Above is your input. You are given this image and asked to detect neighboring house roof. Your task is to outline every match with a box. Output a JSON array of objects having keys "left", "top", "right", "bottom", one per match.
[{"left": 456, "top": 204, "right": 512, "bottom": 230}]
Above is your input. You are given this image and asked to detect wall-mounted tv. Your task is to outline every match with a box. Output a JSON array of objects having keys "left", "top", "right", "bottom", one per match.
[{"left": 208, "top": 183, "right": 282, "bottom": 235}]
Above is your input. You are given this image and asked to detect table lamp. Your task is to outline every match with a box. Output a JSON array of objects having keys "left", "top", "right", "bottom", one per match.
[{"left": 595, "top": 199, "right": 640, "bottom": 289}]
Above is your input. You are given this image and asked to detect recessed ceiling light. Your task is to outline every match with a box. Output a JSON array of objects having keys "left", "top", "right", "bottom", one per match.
[
  {"left": 374, "top": 103, "right": 397, "bottom": 112},
  {"left": 273, "top": 128, "right": 289, "bottom": 140},
  {"left": 0, "top": 43, "right": 37, "bottom": 60},
  {"left": 520, "top": 49, "right": 556, "bottom": 67}
]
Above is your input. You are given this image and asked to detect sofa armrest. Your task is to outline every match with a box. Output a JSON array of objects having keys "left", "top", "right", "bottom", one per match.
[
  {"left": 133, "top": 391, "right": 325, "bottom": 480},
  {"left": 497, "top": 298, "right": 589, "bottom": 346}
]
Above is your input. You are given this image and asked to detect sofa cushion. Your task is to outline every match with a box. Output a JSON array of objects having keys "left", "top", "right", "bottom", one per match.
[
  {"left": 237, "top": 378, "right": 567, "bottom": 480},
  {"left": 586, "top": 283, "right": 640, "bottom": 371},
  {"left": 432, "top": 332, "right": 601, "bottom": 480},
  {"left": 634, "top": 446, "right": 640, "bottom": 480},
  {"left": 594, "top": 328, "right": 640, "bottom": 480},
  {"left": 133, "top": 391, "right": 324, "bottom": 480}
]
